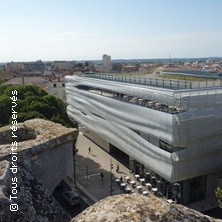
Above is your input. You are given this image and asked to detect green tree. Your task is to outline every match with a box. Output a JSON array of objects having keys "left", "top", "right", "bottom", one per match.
[
  {"left": 17, "top": 111, "right": 45, "bottom": 122},
  {"left": 0, "top": 94, "right": 11, "bottom": 125},
  {"left": 0, "top": 84, "right": 75, "bottom": 128},
  {"left": 215, "top": 187, "right": 222, "bottom": 208},
  {"left": 0, "top": 77, "right": 4, "bottom": 84}
]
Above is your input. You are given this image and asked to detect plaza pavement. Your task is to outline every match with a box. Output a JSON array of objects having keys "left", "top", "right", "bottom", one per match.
[{"left": 75, "top": 132, "right": 134, "bottom": 204}]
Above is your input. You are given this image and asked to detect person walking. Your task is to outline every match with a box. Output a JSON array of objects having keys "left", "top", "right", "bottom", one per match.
[
  {"left": 100, "top": 172, "right": 104, "bottom": 181},
  {"left": 116, "top": 163, "right": 119, "bottom": 173},
  {"left": 88, "top": 147, "right": 91, "bottom": 155}
]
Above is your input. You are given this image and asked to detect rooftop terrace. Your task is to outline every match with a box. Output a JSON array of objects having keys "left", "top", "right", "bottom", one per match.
[
  {"left": 160, "top": 70, "right": 222, "bottom": 78},
  {"left": 84, "top": 73, "right": 222, "bottom": 90}
]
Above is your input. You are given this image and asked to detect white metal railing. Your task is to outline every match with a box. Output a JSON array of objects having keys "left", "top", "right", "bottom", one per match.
[{"left": 83, "top": 73, "right": 222, "bottom": 90}]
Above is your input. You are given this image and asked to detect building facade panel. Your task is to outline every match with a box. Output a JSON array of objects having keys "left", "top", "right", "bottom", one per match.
[{"left": 66, "top": 75, "right": 222, "bottom": 184}]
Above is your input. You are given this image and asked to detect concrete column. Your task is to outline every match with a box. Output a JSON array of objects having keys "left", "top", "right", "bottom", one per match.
[{"left": 129, "top": 156, "right": 135, "bottom": 173}]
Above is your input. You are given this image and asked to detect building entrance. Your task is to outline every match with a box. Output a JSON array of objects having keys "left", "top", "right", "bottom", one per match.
[{"left": 109, "top": 144, "right": 129, "bottom": 167}]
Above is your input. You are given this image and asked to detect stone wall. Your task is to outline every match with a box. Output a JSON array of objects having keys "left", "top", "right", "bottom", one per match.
[
  {"left": 72, "top": 194, "right": 222, "bottom": 222},
  {"left": 0, "top": 160, "right": 71, "bottom": 222},
  {"left": 29, "top": 141, "right": 74, "bottom": 193},
  {"left": 0, "top": 119, "right": 77, "bottom": 222}
]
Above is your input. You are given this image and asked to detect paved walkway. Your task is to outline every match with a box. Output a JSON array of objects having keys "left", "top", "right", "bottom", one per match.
[{"left": 75, "top": 133, "right": 134, "bottom": 204}]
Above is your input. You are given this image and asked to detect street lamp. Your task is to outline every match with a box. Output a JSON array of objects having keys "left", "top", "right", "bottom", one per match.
[{"left": 110, "top": 158, "right": 114, "bottom": 196}]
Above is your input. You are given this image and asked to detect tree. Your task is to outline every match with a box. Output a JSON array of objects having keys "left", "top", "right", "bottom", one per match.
[
  {"left": 215, "top": 187, "right": 222, "bottom": 208},
  {"left": 77, "top": 63, "right": 83, "bottom": 68},
  {"left": 17, "top": 111, "right": 45, "bottom": 122},
  {"left": 84, "top": 61, "right": 89, "bottom": 67},
  {"left": 0, "top": 94, "right": 11, "bottom": 125},
  {"left": 0, "top": 84, "right": 76, "bottom": 128},
  {"left": 0, "top": 77, "right": 4, "bottom": 84}
]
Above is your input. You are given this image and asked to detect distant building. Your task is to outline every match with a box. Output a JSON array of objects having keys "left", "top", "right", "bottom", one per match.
[
  {"left": 184, "top": 62, "right": 192, "bottom": 66},
  {"left": 43, "top": 70, "right": 53, "bottom": 80},
  {"left": 6, "top": 62, "right": 25, "bottom": 72},
  {"left": 102, "top": 54, "right": 112, "bottom": 72},
  {"left": 202, "top": 65, "right": 216, "bottom": 72},
  {"left": 0, "top": 70, "right": 14, "bottom": 81},
  {"left": 94, "top": 64, "right": 104, "bottom": 72},
  {"left": 5, "top": 60, "right": 45, "bottom": 74},
  {"left": 47, "top": 77, "right": 66, "bottom": 101},
  {"left": 206, "top": 59, "right": 213, "bottom": 64},
  {"left": 24, "top": 60, "right": 45, "bottom": 72},
  {"left": 53, "top": 61, "right": 76, "bottom": 71},
  {"left": 164, "top": 63, "right": 178, "bottom": 69},
  {"left": 3, "top": 76, "right": 49, "bottom": 88},
  {"left": 122, "top": 64, "right": 138, "bottom": 72},
  {"left": 112, "top": 63, "right": 122, "bottom": 72},
  {"left": 139, "top": 65, "right": 149, "bottom": 73}
]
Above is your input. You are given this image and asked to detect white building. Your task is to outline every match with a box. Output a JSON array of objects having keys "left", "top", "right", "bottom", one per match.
[
  {"left": 47, "top": 79, "right": 66, "bottom": 101},
  {"left": 102, "top": 54, "right": 112, "bottom": 72},
  {"left": 65, "top": 73, "right": 222, "bottom": 212},
  {"left": 202, "top": 65, "right": 216, "bottom": 72}
]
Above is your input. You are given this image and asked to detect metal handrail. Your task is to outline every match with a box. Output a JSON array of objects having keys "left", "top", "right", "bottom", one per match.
[{"left": 83, "top": 73, "right": 222, "bottom": 90}]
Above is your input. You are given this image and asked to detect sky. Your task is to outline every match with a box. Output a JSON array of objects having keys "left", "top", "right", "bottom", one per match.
[{"left": 0, "top": 0, "right": 222, "bottom": 62}]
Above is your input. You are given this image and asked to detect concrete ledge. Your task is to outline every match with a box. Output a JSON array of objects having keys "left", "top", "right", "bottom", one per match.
[{"left": 0, "top": 118, "right": 77, "bottom": 162}]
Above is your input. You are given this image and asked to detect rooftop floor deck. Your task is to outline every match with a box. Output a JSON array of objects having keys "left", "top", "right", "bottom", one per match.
[{"left": 84, "top": 73, "right": 222, "bottom": 90}]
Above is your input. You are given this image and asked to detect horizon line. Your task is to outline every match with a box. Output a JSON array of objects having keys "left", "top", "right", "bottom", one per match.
[{"left": 0, "top": 56, "right": 222, "bottom": 64}]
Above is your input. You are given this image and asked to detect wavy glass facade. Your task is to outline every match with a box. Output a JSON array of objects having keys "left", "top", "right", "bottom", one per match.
[
  {"left": 66, "top": 74, "right": 222, "bottom": 182},
  {"left": 66, "top": 74, "right": 222, "bottom": 210}
]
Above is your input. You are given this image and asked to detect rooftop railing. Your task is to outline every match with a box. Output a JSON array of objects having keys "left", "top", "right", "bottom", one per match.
[{"left": 84, "top": 73, "right": 222, "bottom": 90}]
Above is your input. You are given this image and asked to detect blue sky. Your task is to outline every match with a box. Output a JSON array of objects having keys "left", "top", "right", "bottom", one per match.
[{"left": 0, "top": 0, "right": 221, "bottom": 62}]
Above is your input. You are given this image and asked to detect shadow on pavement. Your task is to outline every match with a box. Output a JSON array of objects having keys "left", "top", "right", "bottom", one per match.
[
  {"left": 52, "top": 180, "right": 88, "bottom": 218},
  {"left": 75, "top": 153, "right": 125, "bottom": 202}
]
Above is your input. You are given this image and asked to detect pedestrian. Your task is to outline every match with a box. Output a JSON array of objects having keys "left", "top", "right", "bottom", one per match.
[
  {"left": 100, "top": 172, "right": 104, "bottom": 181},
  {"left": 88, "top": 147, "right": 91, "bottom": 154},
  {"left": 116, "top": 163, "right": 119, "bottom": 173},
  {"left": 120, "top": 176, "right": 123, "bottom": 182}
]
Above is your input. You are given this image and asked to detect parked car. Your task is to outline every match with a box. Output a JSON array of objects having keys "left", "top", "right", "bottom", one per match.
[{"left": 63, "top": 191, "right": 81, "bottom": 206}]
